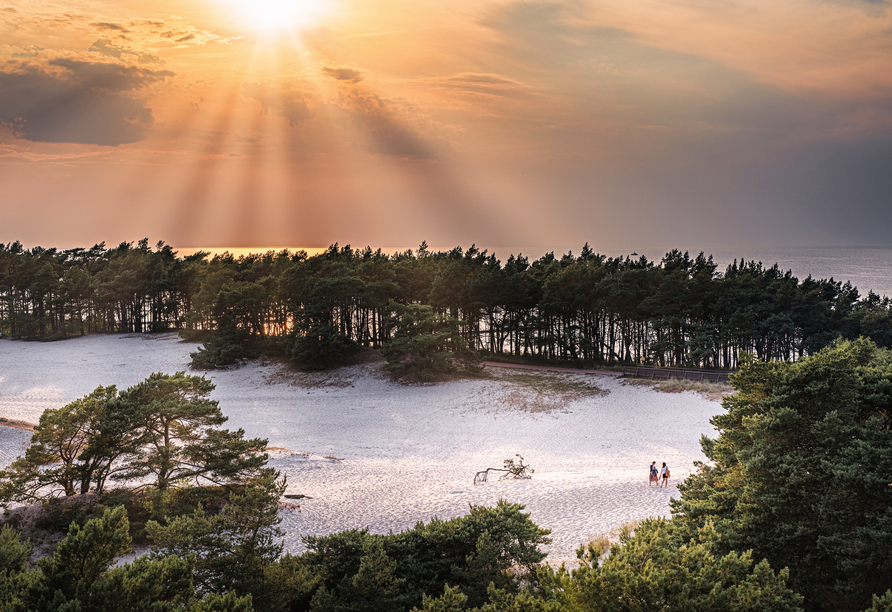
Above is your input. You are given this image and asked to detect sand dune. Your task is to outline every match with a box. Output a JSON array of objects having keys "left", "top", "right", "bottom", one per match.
[{"left": 0, "top": 334, "right": 720, "bottom": 565}]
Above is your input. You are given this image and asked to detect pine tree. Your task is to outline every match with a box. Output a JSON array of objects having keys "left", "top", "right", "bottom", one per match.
[{"left": 115, "top": 372, "right": 269, "bottom": 492}]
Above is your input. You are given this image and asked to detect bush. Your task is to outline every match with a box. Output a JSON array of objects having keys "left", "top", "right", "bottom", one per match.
[
  {"left": 291, "top": 323, "right": 358, "bottom": 371},
  {"left": 382, "top": 304, "right": 480, "bottom": 380},
  {"left": 292, "top": 499, "right": 551, "bottom": 610}
]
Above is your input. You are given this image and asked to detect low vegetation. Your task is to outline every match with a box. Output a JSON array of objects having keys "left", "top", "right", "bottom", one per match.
[
  {"left": 262, "top": 349, "right": 381, "bottom": 388},
  {"left": 624, "top": 377, "right": 732, "bottom": 401},
  {"left": 479, "top": 369, "right": 607, "bottom": 413}
]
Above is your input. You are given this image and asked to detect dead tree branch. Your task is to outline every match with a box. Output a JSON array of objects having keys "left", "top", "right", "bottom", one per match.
[{"left": 474, "top": 454, "right": 534, "bottom": 484}]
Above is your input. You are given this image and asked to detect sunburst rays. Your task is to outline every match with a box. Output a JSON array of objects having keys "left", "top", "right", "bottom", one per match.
[{"left": 112, "top": 8, "right": 506, "bottom": 251}]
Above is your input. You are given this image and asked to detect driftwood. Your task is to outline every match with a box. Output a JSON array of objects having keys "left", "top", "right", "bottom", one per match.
[{"left": 474, "top": 454, "right": 534, "bottom": 485}]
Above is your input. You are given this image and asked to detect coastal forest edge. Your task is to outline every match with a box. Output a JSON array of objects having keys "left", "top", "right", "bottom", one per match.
[{"left": 2, "top": 239, "right": 892, "bottom": 369}]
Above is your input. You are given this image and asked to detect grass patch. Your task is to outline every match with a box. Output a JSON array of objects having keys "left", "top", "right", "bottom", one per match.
[
  {"left": 482, "top": 369, "right": 608, "bottom": 413},
  {"left": 263, "top": 348, "right": 386, "bottom": 388},
  {"left": 264, "top": 367, "right": 359, "bottom": 389},
  {"left": 387, "top": 362, "right": 489, "bottom": 385},
  {"left": 584, "top": 533, "right": 612, "bottom": 558},
  {"left": 625, "top": 378, "right": 732, "bottom": 401},
  {"left": 584, "top": 519, "right": 643, "bottom": 562},
  {"left": 612, "top": 519, "right": 641, "bottom": 543}
]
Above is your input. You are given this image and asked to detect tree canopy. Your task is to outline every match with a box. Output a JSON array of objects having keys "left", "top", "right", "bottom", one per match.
[
  {"left": 0, "top": 373, "right": 269, "bottom": 506},
  {"left": 672, "top": 338, "right": 892, "bottom": 611},
  {"left": 0, "top": 506, "right": 254, "bottom": 611},
  {"left": 3, "top": 240, "right": 891, "bottom": 371}
]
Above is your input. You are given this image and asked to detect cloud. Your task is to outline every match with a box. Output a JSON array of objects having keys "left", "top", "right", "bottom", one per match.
[
  {"left": 48, "top": 58, "right": 173, "bottom": 91},
  {"left": 88, "top": 38, "right": 122, "bottom": 58},
  {"left": 242, "top": 81, "right": 316, "bottom": 126},
  {"left": 483, "top": 0, "right": 892, "bottom": 99},
  {"left": 92, "top": 22, "right": 130, "bottom": 33},
  {"left": 88, "top": 38, "right": 161, "bottom": 64},
  {"left": 6, "top": 10, "right": 238, "bottom": 49},
  {"left": 0, "top": 59, "right": 174, "bottom": 145},
  {"left": 0, "top": 143, "right": 109, "bottom": 163},
  {"left": 322, "top": 66, "right": 364, "bottom": 83},
  {"left": 337, "top": 88, "right": 435, "bottom": 160},
  {"left": 240, "top": 77, "right": 437, "bottom": 159},
  {"left": 824, "top": 0, "right": 889, "bottom": 10},
  {"left": 432, "top": 72, "right": 533, "bottom": 99},
  {"left": 11, "top": 45, "right": 43, "bottom": 59}
]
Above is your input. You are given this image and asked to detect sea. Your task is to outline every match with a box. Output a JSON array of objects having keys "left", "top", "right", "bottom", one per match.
[{"left": 174, "top": 245, "right": 892, "bottom": 300}]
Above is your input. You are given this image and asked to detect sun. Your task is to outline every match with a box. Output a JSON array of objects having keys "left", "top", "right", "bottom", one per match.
[{"left": 215, "top": 0, "right": 330, "bottom": 33}]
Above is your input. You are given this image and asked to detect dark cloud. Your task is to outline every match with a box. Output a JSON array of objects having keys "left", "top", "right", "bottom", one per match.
[
  {"left": 337, "top": 88, "right": 434, "bottom": 160},
  {"left": 48, "top": 58, "right": 173, "bottom": 91},
  {"left": 89, "top": 39, "right": 122, "bottom": 58},
  {"left": 762, "top": 136, "right": 892, "bottom": 243},
  {"left": 322, "top": 66, "right": 364, "bottom": 83},
  {"left": 242, "top": 82, "right": 316, "bottom": 126},
  {"left": 0, "top": 60, "right": 174, "bottom": 145},
  {"left": 479, "top": 0, "right": 845, "bottom": 142},
  {"left": 176, "top": 33, "right": 195, "bottom": 43},
  {"left": 92, "top": 22, "right": 130, "bottom": 33}
]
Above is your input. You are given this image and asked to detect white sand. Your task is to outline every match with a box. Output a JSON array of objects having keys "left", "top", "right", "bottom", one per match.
[{"left": 0, "top": 334, "right": 721, "bottom": 565}]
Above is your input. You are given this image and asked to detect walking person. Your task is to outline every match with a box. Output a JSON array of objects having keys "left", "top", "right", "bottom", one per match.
[
  {"left": 660, "top": 462, "right": 670, "bottom": 488},
  {"left": 649, "top": 461, "right": 659, "bottom": 486}
]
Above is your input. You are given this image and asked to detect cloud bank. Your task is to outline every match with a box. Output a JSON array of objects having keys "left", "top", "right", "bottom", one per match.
[{"left": 0, "top": 59, "right": 174, "bottom": 145}]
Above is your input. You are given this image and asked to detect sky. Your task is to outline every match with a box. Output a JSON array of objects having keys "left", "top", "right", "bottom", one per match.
[{"left": 2, "top": 0, "right": 892, "bottom": 251}]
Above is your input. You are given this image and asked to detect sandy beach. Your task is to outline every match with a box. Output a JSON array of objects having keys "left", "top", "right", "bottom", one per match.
[{"left": 0, "top": 334, "right": 721, "bottom": 565}]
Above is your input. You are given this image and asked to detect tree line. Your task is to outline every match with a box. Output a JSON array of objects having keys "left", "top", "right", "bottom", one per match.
[{"left": 3, "top": 239, "right": 892, "bottom": 369}]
